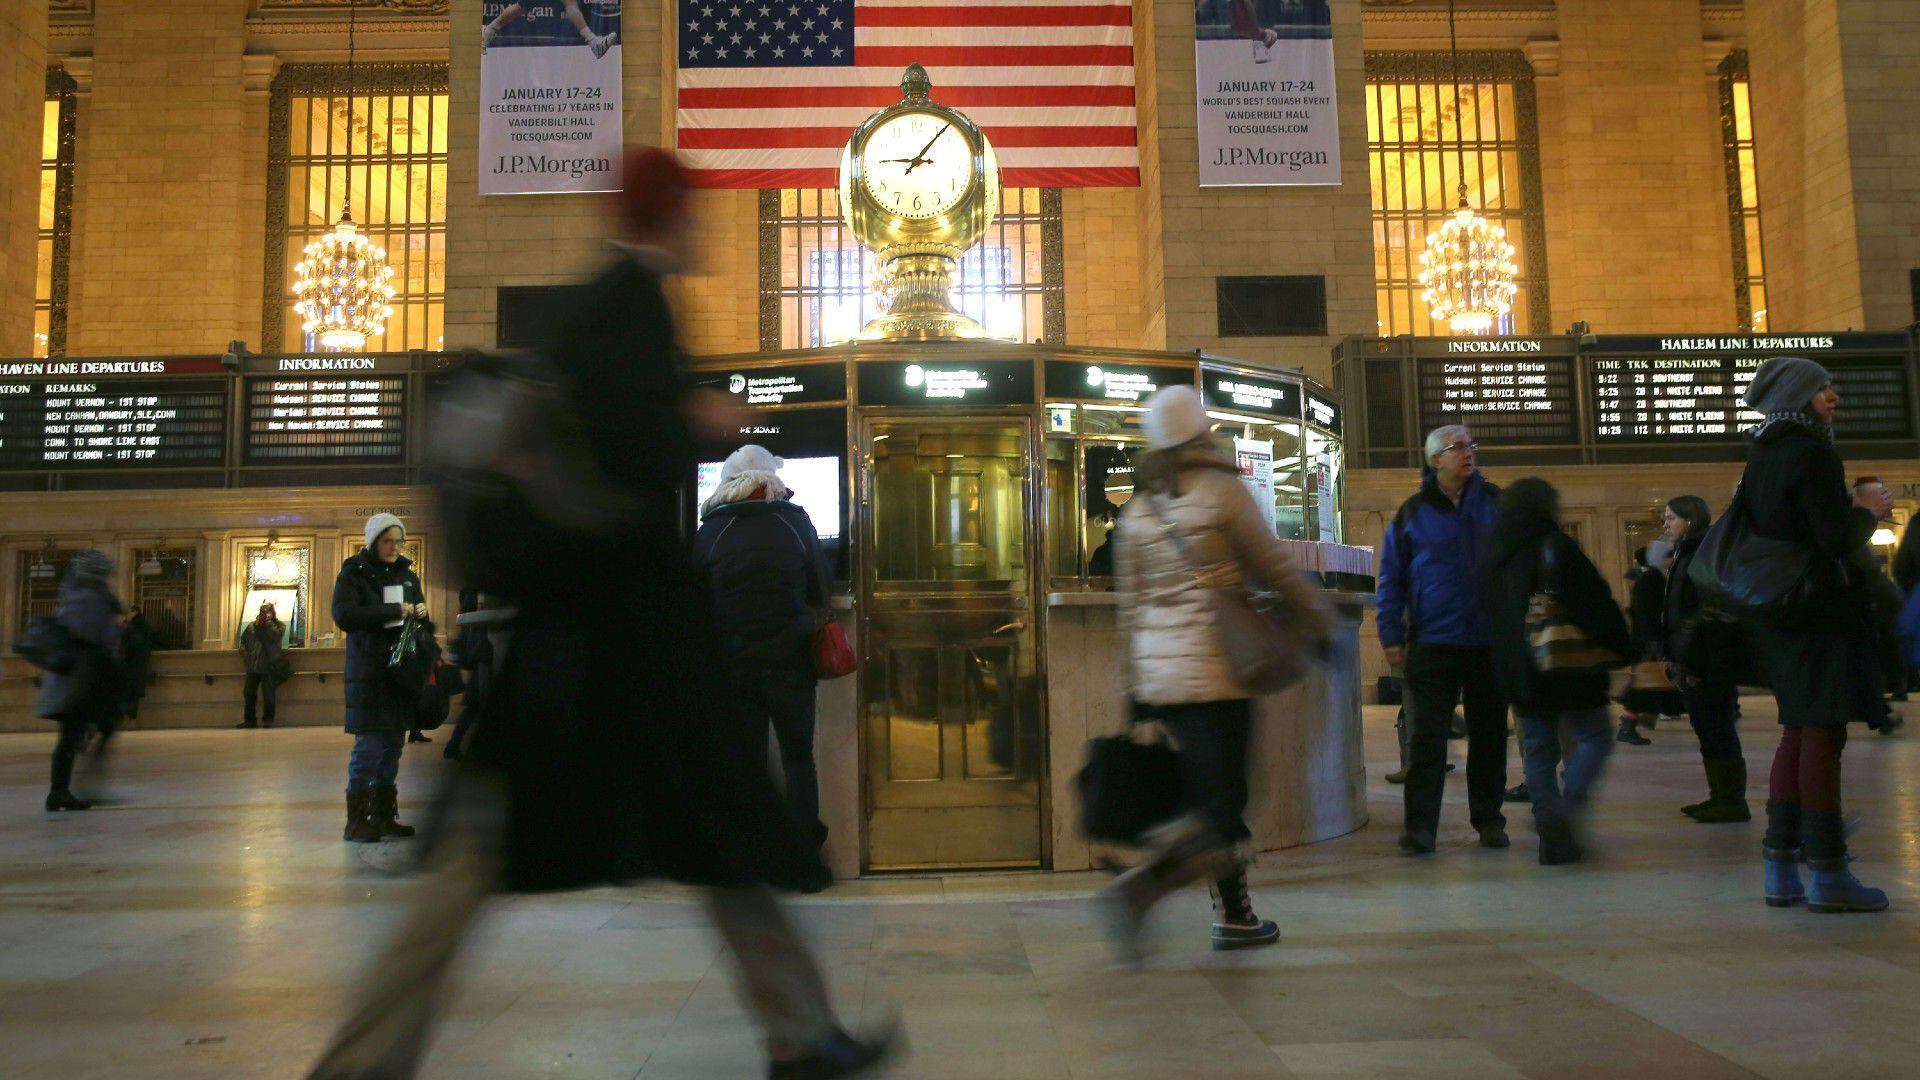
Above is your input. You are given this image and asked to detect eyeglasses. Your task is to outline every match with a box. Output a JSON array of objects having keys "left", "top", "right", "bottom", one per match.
[{"left": 1443, "top": 441, "right": 1479, "bottom": 455}]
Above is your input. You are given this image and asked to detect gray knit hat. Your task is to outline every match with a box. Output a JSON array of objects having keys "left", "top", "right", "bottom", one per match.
[{"left": 1742, "top": 356, "right": 1832, "bottom": 415}]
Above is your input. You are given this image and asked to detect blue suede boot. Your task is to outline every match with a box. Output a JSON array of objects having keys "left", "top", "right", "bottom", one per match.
[
  {"left": 1763, "top": 847, "right": 1804, "bottom": 908},
  {"left": 1804, "top": 810, "right": 1888, "bottom": 914}
]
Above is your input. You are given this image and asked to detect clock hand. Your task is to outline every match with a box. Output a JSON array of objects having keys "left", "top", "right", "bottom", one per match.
[{"left": 902, "top": 123, "right": 952, "bottom": 173}]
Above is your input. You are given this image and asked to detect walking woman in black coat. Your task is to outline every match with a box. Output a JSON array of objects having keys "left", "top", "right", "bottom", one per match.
[
  {"left": 1661, "top": 494, "right": 1749, "bottom": 822},
  {"left": 1741, "top": 356, "right": 1888, "bottom": 913},
  {"left": 36, "top": 550, "right": 125, "bottom": 811},
  {"left": 332, "top": 512, "right": 428, "bottom": 843},
  {"left": 307, "top": 149, "right": 892, "bottom": 1080},
  {"left": 1480, "top": 479, "right": 1633, "bottom": 864}
]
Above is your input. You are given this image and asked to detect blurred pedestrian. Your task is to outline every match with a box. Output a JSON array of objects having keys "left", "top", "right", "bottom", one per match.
[
  {"left": 237, "top": 601, "right": 286, "bottom": 729},
  {"left": 1662, "top": 495, "right": 1749, "bottom": 822},
  {"left": 695, "top": 444, "right": 833, "bottom": 855},
  {"left": 1104, "top": 385, "right": 1332, "bottom": 952},
  {"left": 1740, "top": 357, "right": 1887, "bottom": 913},
  {"left": 1480, "top": 479, "right": 1633, "bottom": 864},
  {"left": 114, "top": 606, "right": 153, "bottom": 743},
  {"left": 307, "top": 148, "right": 892, "bottom": 1080},
  {"left": 1852, "top": 476, "right": 1906, "bottom": 732},
  {"left": 36, "top": 550, "right": 124, "bottom": 812},
  {"left": 441, "top": 589, "right": 494, "bottom": 762},
  {"left": 332, "top": 513, "right": 427, "bottom": 843},
  {"left": 1377, "top": 425, "right": 1512, "bottom": 854},
  {"left": 1615, "top": 543, "right": 1684, "bottom": 745}
]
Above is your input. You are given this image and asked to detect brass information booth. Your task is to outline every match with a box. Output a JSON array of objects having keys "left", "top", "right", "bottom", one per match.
[{"left": 688, "top": 344, "right": 1368, "bottom": 875}]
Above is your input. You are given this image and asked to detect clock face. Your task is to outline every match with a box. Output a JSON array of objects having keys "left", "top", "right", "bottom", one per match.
[{"left": 859, "top": 112, "right": 974, "bottom": 219}]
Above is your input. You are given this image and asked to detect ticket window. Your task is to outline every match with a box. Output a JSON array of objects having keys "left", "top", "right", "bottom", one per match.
[
  {"left": 14, "top": 549, "right": 80, "bottom": 638},
  {"left": 131, "top": 548, "right": 196, "bottom": 651},
  {"left": 1209, "top": 413, "right": 1308, "bottom": 541},
  {"left": 1044, "top": 403, "right": 1149, "bottom": 584},
  {"left": 1305, "top": 427, "right": 1344, "bottom": 543},
  {"left": 693, "top": 409, "right": 850, "bottom": 583},
  {"left": 242, "top": 543, "right": 311, "bottom": 649}
]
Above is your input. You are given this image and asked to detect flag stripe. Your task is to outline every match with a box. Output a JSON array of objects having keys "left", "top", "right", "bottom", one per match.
[
  {"left": 677, "top": 65, "right": 1135, "bottom": 88},
  {"left": 855, "top": 26, "right": 1129, "bottom": 46},
  {"left": 680, "top": 124, "right": 1138, "bottom": 149},
  {"left": 683, "top": 146, "right": 1139, "bottom": 168},
  {"left": 679, "top": 106, "right": 1136, "bottom": 128},
  {"left": 856, "top": 6, "right": 1133, "bottom": 27},
  {"left": 677, "top": 84, "right": 1136, "bottom": 108},
  {"left": 854, "top": 44, "right": 1134, "bottom": 66},
  {"left": 688, "top": 166, "right": 1140, "bottom": 186}
]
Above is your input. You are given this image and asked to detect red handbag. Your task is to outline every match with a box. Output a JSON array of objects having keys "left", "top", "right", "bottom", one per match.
[{"left": 812, "top": 619, "right": 857, "bottom": 680}]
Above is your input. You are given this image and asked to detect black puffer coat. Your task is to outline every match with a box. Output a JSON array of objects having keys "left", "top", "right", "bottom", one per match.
[
  {"left": 35, "top": 571, "right": 125, "bottom": 723},
  {"left": 693, "top": 497, "right": 827, "bottom": 676},
  {"left": 467, "top": 255, "right": 827, "bottom": 895},
  {"left": 1741, "top": 419, "right": 1880, "bottom": 726},
  {"left": 331, "top": 550, "right": 425, "bottom": 734},
  {"left": 1479, "top": 508, "right": 1632, "bottom": 714}
]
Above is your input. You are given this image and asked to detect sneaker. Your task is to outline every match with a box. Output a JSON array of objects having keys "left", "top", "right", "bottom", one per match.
[
  {"left": 480, "top": 23, "right": 496, "bottom": 52},
  {"left": 1616, "top": 722, "right": 1652, "bottom": 746},
  {"left": 1211, "top": 919, "right": 1281, "bottom": 950},
  {"left": 587, "top": 32, "right": 616, "bottom": 58},
  {"left": 1503, "top": 782, "right": 1530, "bottom": 804}
]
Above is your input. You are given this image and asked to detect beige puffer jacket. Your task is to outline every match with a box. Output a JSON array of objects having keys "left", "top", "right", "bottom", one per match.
[{"left": 1116, "top": 443, "right": 1334, "bottom": 705}]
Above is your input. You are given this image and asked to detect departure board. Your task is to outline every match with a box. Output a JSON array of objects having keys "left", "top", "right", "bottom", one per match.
[
  {"left": 1414, "top": 355, "right": 1578, "bottom": 446},
  {"left": 1589, "top": 334, "right": 1915, "bottom": 443},
  {"left": 242, "top": 374, "right": 407, "bottom": 464},
  {"left": 0, "top": 377, "right": 227, "bottom": 470}
]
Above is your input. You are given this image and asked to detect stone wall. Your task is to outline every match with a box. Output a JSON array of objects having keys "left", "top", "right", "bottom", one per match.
[{"left": 0, "top": 3, "right": 48, "bottom": 358}]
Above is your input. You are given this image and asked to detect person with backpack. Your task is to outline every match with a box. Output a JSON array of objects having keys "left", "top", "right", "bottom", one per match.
[
  {"left": 1735, "top": 356, "right": 1889, "bottom": 912},
  {"left": 1661, "top": 495, "right": 1750, "bottom": 823},
  {"left": 331, "top": 512, "right": 429, "bottom": 844},
  {"left": 1377, "top": 424, "right": 1511, "bottom": 855},
  {"left": 236, "top": 602, "right": 287, "bottom": 729},
  {"left": 694, "top": 444, "right": 833, "bottom": 856},
  {"left": 34, "top": 550, "right": 126, "bottom": 812},
  {"left": 1480, "top": 480, "right": 1633, "bottom": 865}
]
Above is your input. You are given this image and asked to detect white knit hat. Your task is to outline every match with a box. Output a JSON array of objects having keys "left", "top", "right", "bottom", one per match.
[
  {"left": 1143, "top": 385, "right": 1211, "bottom": 449},
  {"left": 364, "top": 512, "right": 405, "bottom": 550},
  {"left": 719, "top": 444, "right": 783, "bottom": 481}
]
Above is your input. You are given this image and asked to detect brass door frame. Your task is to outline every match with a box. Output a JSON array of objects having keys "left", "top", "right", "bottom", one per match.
[{"left": 854, "top": 407, "right": 1050, "bottom": 872}]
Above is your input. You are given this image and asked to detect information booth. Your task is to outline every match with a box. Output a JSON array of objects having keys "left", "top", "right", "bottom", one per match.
[{"left": 685, "top": 343, "right": 1370, "bottom": 877}]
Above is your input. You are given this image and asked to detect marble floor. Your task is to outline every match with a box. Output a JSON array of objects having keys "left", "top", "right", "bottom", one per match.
[{"left": 4, "top": 702, "right": 1920, "bottom": 1079}]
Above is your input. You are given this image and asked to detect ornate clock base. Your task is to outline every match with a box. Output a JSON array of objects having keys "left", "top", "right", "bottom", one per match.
[{"left": 858, "top": 251, "right": 986, "bottom": 341}]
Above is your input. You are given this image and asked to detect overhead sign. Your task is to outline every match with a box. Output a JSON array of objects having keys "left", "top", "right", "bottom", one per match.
[
  {"left": 0, "top": 377, "right": 227, "bottom": 470},
  {"left": 856, "top": 360, "right": 1033, "bottom": 407},
  {"left": 242, "top": 374, "right": 407, "bottom": 465},
  {"left": 690, "top": 362, "right": 847, "bottom": 407},
  {"left": 479, "top": 0, "right": 624, "bottom": 195},
  {"left": 1044, "top": 361, "right": 1194, "bottom": 403},
  {"left": 1195, "top": 0, "right": 1339, "bottom": 186},
  {"left": 1201, "top": 369, "right": 1302, "bottom": 421},
  {"left": 1304, "top": 388, "right": 1341, "bottom": 434},
  {"left": 1415, "top": 355, "right": 1579, "bottom": 447}
]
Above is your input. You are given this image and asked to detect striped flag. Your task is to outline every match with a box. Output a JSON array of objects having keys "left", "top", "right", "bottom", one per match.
[{"left": 675, "top": 0, "right": 1139, "bottom": 188}]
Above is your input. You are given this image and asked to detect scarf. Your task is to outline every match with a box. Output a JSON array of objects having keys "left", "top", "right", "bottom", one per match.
[
  {"left": 1753, "top": 410, "right": 1834, "bottom": 444},
  {"left": 700, "top": 469, "right": 791, "bottom": 519}
]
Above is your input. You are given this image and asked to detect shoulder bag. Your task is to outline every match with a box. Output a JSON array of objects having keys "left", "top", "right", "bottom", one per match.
[
  {"left": 1688, "top": 483, "right": 1840, "bottom": 623},
  {"left": 774, "top": 511, "right": 857, "bottom": 680},
  {"left": 1149, "top": 493, "right": 1317, "bottom": 695},
  {"left": 1527, "top": 537, "right": 1624, "bottom": 673}
]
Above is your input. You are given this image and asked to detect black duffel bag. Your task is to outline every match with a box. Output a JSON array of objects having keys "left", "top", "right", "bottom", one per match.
[
  {"left": 1076, "top": 717, "right": 1183, "bottom": 845},
  {"left": 1688, "top": 484, "right": 1847, "bottom": 624}
]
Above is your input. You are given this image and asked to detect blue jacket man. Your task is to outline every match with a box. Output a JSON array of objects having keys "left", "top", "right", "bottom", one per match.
[{"left": 1379, "top": 426, "right": 1511, "bottom": 855}]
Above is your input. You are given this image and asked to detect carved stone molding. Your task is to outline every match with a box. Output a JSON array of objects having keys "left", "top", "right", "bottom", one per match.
[
  {"left": 253, "top": 1, "right": 450, "bottom": 13},
  {"left": 1521, "top": 39, "right": 1558, "bottom": 78},
  {"left": 243, "top": 54, "right": 282, "bottom": 94},
  {"left": 59, "top": 55, "right": 93, "bottom": 96},
  {"left": 49, "top": 0, "right": 93, "bottom": 17}
]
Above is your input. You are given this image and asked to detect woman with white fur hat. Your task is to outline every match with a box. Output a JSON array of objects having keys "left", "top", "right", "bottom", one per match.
[
  {"left": 693, "top": 444, "right": 833, "bottom": 854},
  {"left": 1102, "top": 385, "right": 1332, "bottom": 954},
  {"left": 331, "top": 512, "right": 429, "bottom": 843}
]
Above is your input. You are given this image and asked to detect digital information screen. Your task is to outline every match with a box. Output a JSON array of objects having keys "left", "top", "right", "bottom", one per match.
[
  {"left": 695, "top": 455, "right": 843, "bottom": 541},
  {"left": 243, "top": 374, "right": 407, "bottom": 464},
  {"left": 1589, "top": 335, "right": 1915, "bottom": 443},
  {"left": 1415, "top": 356, "right": 1577, "bottom": 446},
  {"left": 0, "top": 375, "right": 227, "bottom": 470}
]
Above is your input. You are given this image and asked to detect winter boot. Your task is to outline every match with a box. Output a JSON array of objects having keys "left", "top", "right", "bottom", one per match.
[
  {"left": 1763, "top": 847, "right": 1804, "bottom": 907},
  {"left": 1688, "top": 758, "right": 1751, "bottom": 823},
  {"left": 1209, "top": 865, "right": 1280, "bottom": 950},
  {"left": 45, "top": 788, "right": 92, "bottom": 812},
  {"left": 1803, "top": 809, "right": 1887, "bottom": 913},
  {"left": 343, "top": 788, "right": 382, "bottom": 843},
  {"left": 1101, "top": 815, "right": 1231, "bottom": 962},
  {"left": 1615, "top": 718, "right": 1651, "bottom": 745},
  {"left": 371, "top": 785, "right": 416, "bottom": 838}
]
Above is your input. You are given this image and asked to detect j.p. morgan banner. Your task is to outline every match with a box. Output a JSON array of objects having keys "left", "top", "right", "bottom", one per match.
[
  {"left": 479, "top": 1, "right": 624, "bottom": 195},
  {"left": 1194, "top": 0, "right": 1339, "bottom": 186}
]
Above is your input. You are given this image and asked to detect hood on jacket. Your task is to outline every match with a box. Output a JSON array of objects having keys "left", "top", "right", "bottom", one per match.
[
  {"left": 1136, "top": 439, "right": 1237, "bottom": 496},
  {"left": 701, "top": 495, "right": 810, "bottom": 526},
  {"left": 701, "top": 471, "right": 791, "bottom": 519}
]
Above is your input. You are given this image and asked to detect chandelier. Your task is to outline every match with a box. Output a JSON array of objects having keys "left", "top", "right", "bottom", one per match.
[
  {"left": 1416, "top": 0, "right": 1518, "bottom": 335},
  {"left": 290, "top": 2, "right": 394, "bottom": 351}
]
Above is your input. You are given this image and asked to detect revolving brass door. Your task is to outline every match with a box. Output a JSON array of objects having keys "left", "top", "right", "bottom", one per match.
[{"left": 859, "top": 416, "right": 1044, "bottom": 870}]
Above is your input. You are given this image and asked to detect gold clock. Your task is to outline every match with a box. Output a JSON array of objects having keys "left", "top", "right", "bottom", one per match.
[{"left": 838, "top": 64, "right": 1000, "bottom": 340}]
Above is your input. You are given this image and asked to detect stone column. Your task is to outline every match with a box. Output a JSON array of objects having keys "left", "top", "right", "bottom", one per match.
[
  {"left": 1545, "top": 0, "right": 1736, "bottom": 333},
  {"left": 1746, "top": 0, "right": 1920, "bottom": 329},
  {"left": 0, "top": 2, "right": 50, "bottom": 357}
]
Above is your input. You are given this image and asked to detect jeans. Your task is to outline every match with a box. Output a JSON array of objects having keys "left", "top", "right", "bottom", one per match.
[
  {"left": 1517, "top": 705, "right": 1612, "bottom": 842},
  {"left": 1159, "top": 698, "right": 1254, "bottom": 844},
  {"left": 49, "top": 716, "right": 90, "bottom": 793},
  {"left": 243, "top": 672, "right": 277, "bottom": 725},
  {"left": 733, "top": 674, "right": 825, "bottom": 846},
  {"left": 1682, "top": 682, "right": 1742, "bottom": 763},
  {"left": 1402, "top": 644, "right": 1507, "bottom": 837},
  {"left": 348, "top": 730, "right": 404, "bottom": 792}
]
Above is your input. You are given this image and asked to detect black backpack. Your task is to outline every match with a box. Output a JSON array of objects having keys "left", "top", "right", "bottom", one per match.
[{"left": 13, "top": 616, "right": 81, "bottom": 674}]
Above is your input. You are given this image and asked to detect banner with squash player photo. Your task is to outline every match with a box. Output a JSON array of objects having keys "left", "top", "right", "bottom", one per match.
[
  {"left": 1194, "top": 0, "right": 1340, "bottom": 186},
  {"left": 479, "top": 0, "right": 625, "bottom": 195}
]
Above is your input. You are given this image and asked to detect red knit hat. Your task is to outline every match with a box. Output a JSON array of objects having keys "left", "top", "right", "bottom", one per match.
[{"left": 621, "top": 146, "right": 691, "bottom": 234}]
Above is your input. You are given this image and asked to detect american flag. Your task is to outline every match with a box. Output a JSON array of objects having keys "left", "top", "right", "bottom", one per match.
[{"left": 675, "top": 0, "right": 1139, "bottom": 188}]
